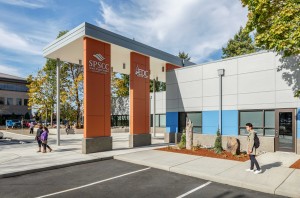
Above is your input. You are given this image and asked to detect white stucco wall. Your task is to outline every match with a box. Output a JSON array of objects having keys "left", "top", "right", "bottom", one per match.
[{"left": 166, "top": 51, "right": 300, "bottom": 112}]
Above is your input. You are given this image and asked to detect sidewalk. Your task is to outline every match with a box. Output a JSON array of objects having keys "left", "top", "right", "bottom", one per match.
[
  {"left": 0, "top": 130, "right": 167, "bottom": 178},
  {"left": 1, "top": 130, "right": 299, "bottom": 197}
]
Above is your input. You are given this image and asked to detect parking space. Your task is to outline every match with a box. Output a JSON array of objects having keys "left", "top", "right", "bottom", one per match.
[{"left": 0, "top": 159, "right": 282, "bottom": 198}]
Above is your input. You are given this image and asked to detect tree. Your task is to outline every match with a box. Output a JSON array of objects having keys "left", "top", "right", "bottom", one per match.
[
  {"left": 241, "top": 0, "right": 300, "bottom": 57},
  {"left": 241, "top": 0, "right": 300, "bottom": 96},
  {"left": 112, "top": 73, "right": 130, "bottom": 97},
  {"left": 178, "top": 51, "right": 191, "bottom": 61},
  {"left": 65, "top": 63, "right": 83, "bottom": 128},
  {"left": 27, "top": 31, "right": 69, "bottom": 126},
  {"left": 222, "top": 26, "right": 256, "bottom": 58}
]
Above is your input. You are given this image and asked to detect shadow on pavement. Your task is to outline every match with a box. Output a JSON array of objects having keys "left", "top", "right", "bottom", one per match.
[{"left": 261, "top": 162, "right": 283, "bottom": 172}]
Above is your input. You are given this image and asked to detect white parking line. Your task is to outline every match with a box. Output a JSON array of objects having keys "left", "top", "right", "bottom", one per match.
[
  {"left": 35, "top": 167, "right": 151, "bottom": 198},
  {"left": 176, "top": 181, "right": 212, "bottom": 198}
]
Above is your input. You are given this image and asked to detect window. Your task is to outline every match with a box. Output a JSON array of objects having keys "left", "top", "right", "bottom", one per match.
[
  {"left": 111, "top": 115, "right": 129, "bottom": 127},
  {"left": 0, "top": 97, "right": 4, "bottom": 105},
  {"left": 150, "top": 114, "right": 166, "bottom": 127},
  {"left": 24, "top": 99, "right": 28, "bottom": 106},
  {"left": 0, "top": 83, "right": 28, "bottom": 92},
  {"left": 7, "top": 98, "right": 13, "bottom": 105},
  {"left": 239, "top": 110, "right": 275, "bottom": 136},
  {"left": 16, "top": 98, "right": 22, "bottom": 106},
  {"left": 179, "top": 112, "right": 202, "bottom": 133}
]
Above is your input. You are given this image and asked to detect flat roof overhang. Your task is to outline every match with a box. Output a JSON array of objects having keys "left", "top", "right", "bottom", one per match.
[{"left": 43, "top": 22, "right": 195, "bottom": 82}]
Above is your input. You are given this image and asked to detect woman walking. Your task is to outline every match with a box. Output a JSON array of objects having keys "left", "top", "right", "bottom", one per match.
[{"left": 40, "top": 127, "right": 52, "bottom": 153}]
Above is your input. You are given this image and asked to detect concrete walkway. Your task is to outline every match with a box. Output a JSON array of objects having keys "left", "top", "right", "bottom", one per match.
[{"left": 1, "top": 130, "right": 299, "bottom": 197}]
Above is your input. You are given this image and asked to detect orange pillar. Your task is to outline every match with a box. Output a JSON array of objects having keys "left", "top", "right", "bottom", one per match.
[
  {"left": 82, "top": 37, "right": 112, "bottom": 154},
  {"left": 129, "top": 52, "right": 151, "bottom": 147}
]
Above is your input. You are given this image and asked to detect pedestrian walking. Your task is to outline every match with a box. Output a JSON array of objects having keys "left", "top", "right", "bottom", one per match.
[
  {"left": 245, "top": 123, "right": 262, "bottom": 174},
  {"left": 35, "top": 124, "right": 43, "bottom": 152},
  {"left": 29, "top": 122, "right": 34, "bottom": 134},
  {"left": 40, "top": 126, "right": 52, "bottom": 153}
]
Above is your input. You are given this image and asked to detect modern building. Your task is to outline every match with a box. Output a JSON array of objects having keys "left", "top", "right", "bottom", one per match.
[
  {"left": 0, "top": 73, "right": 30, "bottom": 124},
  {"left": 43, "top": 22, "right": 300, "bottom": 154},
  {"left": 165, "top": 51, "right": 300, "bottom": 154}
]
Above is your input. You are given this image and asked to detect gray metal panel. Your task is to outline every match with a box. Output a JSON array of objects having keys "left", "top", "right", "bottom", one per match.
[{"left": 84, "top": 23, "right": 195, "bottom": 67}]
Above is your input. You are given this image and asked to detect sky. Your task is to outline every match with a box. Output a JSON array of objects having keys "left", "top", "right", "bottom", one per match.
[{"left": 0, "top": 0, "right": 248, "bottom": 78}]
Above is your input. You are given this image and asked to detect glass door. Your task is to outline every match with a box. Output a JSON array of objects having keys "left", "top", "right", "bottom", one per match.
[{"left": 275, "top": 109, "right": 295, "bottom": 152}]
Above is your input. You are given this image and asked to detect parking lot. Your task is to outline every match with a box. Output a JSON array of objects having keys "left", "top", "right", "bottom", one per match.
[{"left": 0, "top": 159, "right": 282, "bottom": 198}]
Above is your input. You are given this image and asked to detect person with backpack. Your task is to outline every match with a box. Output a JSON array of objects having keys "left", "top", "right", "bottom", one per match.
[
  {"left": 245, "top": 123, "right": 262, "bottom": 174},
  {"left": 40, "top": 126, "right": 52, "bottom": 153}
]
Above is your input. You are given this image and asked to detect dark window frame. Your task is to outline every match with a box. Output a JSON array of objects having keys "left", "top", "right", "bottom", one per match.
[
  {"left": 178, "top": 112, "right": 202, "bottom": 134},
  {"left": 239, "top": 109, "right": 275, "bottom": 136}
]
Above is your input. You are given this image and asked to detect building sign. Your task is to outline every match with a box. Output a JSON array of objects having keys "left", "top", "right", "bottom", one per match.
[
  {"left": 88, "top": 53, "right": 109, "bottom": 74},
  {"left": 135, "top": 65, "right": 149, "bottom": 79}
]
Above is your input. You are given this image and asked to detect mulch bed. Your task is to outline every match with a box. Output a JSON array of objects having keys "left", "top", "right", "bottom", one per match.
[
  {"left": 157, "top": 147, "right": 250, "bottom": 162},
  {"left": 290, "top": 159, "right": 300, "bottom": 169}
]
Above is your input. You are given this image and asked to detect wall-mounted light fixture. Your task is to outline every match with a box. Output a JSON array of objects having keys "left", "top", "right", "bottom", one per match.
[
  {"left": 123, "top": 63, "right": 126, "bottom": 69},
  {"left": 162, "top": 66, "right": 164, "bottom": 72}
]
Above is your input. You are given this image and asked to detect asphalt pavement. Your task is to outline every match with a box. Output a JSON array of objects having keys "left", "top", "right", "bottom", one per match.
[{"left": 0, "top": 159, "right": 283, "bottom": 198}]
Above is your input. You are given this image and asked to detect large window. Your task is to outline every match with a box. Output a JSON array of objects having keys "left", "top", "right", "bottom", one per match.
[
  {"left": 0, "top": 97, "right": 4, "bottom": 105},
  {"left": 7, "top": 98, "right": 13, "bottom": 105},
  {"left": 239, "top": 110, "right": 275, "bottom": 136},
  {"left": 179, "top": 112, "right": 202, "bottom": 133},
  {"left": 150, "top": 114, "right": 166, "bottom": 127},
  {"left": 16, "top": 98, "right": 22, "bottom": 106}
]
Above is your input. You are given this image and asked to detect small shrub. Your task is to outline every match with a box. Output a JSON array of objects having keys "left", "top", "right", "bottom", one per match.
[
  {"left": 178, "top": 131, "right": 186, "bottom": 149},
  {"left": 214, "top": 129, "right": 223, "bottom": 154}
]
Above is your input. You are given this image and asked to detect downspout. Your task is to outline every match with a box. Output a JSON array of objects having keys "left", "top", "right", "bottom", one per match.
[{"left": 218, "top": 69, "right": 225, "bottom": 135}]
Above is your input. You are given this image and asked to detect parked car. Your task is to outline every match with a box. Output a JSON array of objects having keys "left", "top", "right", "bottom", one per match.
[{"left": 6, "top": 119, "right": 21, "bottom": 128}]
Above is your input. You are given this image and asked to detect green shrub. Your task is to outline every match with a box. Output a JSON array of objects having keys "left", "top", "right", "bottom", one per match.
[
  {"left": 178, "top": 131, "right": 186, "bottom": 149},
  {"left": 214, "top": 129, "right": 223, "bottom": 154}
]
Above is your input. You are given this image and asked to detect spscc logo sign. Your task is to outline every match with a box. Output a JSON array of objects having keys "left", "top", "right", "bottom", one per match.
[
  {"left": 89, "top": 53, "right": 109, "bottom": 74},
  {"left": 135, "top": 65, "right": 149, "bottom": 79}
]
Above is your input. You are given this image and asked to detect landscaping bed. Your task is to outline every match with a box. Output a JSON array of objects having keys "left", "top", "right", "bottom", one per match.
[
  {"left": 290, "top": 159, "right": 300, "bottom": 169},
  {"left": 157, "top": 146, "right": 250, "bottom": 162}
]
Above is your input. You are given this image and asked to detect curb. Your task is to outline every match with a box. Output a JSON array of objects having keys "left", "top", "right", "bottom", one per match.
[{"left": 0, "top": 156, "right": 113, "bottom": 179}]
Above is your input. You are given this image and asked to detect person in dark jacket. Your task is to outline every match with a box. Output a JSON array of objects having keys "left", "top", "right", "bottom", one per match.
[
  {"left": 35, "top": 124, "right": 43, "bottom": 152},
  {"left": 246, "top": 123, "right": 262, "bottom": 174}
]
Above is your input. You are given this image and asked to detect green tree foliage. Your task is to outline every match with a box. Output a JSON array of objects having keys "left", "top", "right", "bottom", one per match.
[
  {"left": 241, "top": 0, "right": 300, "bottom": 96},
  {"left": 222, "top": 26, "right": 256, "bottom": 58},
  {"left": 178, "top": 131, "right": 186, "bottom": 149},
  {"left": 27, "top": 31, "right": 69, "bottom": 126},
  {"left": 241, "top": 0, "right": 300, "bottom": 57},
  {"left": 65, "top": 63, "right": 83, "bottom": 128},
  {"left": 214, "top": 129, "right": 223, "bottom": 154},
  {"left": 112, "top": 73, "right": 130, "bottom": 97},
  {"left": 178, "top": 51, "right": 191, "bottom": 61}
]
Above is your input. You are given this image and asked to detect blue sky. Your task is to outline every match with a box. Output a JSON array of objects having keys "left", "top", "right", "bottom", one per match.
[{"left": 0, "top": 0, "right": 248, "bottom": 78}]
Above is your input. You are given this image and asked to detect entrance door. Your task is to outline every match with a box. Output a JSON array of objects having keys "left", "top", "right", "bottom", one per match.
[{"left": 275, "top": 109, "right": 295, "bottom": 152}]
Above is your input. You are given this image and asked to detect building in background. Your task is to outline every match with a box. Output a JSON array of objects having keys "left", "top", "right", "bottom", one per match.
[{"left": 0, "top": 73, "right": 31, "bottom": 125}]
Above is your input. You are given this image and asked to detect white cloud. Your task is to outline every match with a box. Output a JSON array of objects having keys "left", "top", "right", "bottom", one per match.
[
  {"left": 97, "top": 0, "right": 248, "bottom": 63},
  {"left": 0, "top": 26, "right": 42, "bottom": 55},
  {"left": 0, "top": 65, "right": 24, "bottom": 77},
  {"left": 0, "top": 0, "right": 47, "bottom": 9}
]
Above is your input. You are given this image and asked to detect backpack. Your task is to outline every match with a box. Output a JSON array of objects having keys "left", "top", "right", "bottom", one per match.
[{"left": 254, "top": 133, "right": 260, "bottom": 148}]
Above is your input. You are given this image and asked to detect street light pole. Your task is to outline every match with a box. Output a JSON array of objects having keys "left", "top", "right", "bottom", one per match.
[
  {"left": 56, "top": 58, "right": 61, "bottom": 146},
  {"left": 218, "top": 69, "right": 224, "bottom": 135}
]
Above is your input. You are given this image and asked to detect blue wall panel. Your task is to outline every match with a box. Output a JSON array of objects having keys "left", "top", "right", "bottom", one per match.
[
  {"left": 166, "top": 112, "right": 178, "bottom": 133},
  {"left": 297, "top": 108, "right": 300, "bottom": 139},
  {"left": 202, "top": 111, "right": 219, "bottom": 135},
  {"left": 222, "top": 110, "right": 238, "bottom": 136}
]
